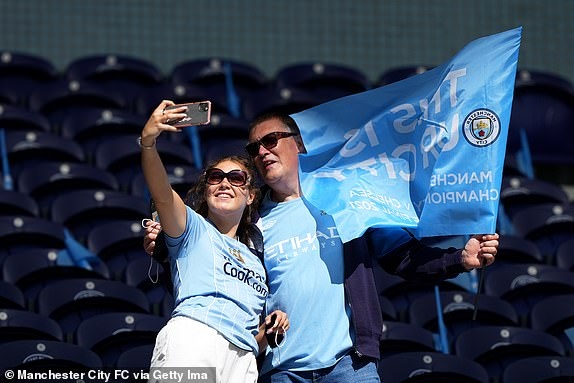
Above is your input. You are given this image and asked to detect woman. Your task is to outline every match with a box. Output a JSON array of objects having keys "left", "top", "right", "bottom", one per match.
[{"left": 140, "top": 100, "right": 288, "bottom": 382}]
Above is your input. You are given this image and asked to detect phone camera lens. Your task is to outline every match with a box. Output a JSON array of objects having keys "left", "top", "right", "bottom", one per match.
[{"left": 199, "top": 103, "right": 209, "bottom": 112}]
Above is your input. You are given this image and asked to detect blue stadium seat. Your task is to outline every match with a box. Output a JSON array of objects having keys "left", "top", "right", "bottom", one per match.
[
  {"left": 454, "top": 325, "right": 565, "bottom": 383},
  {"left": 242, "top": 85, "right": 321, "bottom": 121},
  {"left": 555, "top": 238, "right": 574, "bottom": 272},
  {"left": 378, "top": 351, "right": 489, "bottom": 383},
  {"left": 379, "top": 294, "right": 398, "bottom": 322},
  {"left": 0, "top": 308, "right": 63, "bottom": 344},
  {"left": 0, "top": 281, "right": 26, "bottom": 310},
  {"left": 123, "top": 256, "right": 170, "bottom": 316},
  {"left": 483, "top": 263, "right": 574, "bottom": 325},
  {"left": 16, "top": 161, "right": 119, "bottom": 215},
  {"left": 36, "top": 278, "right": 151, "bottom": 341},
  {"left": 115, "top": 343, "right": 154, "bottom": 370},
  {"left": 0, "top": 216, "right": 66, "bottom": 254},
  {"left": 0, "top": 339, "right": 102, "bottom": 374},
  {"left": 2, "top": 249, "right": 110, "bottom": 310},
  {"left": 495, "top": 235, "right": 544, "bottom": 265},
  {"left": 130, "top": 164, "right": 201, "bottom": 198},
  {"left": 50, "top": 189, "right": 149, "bottom": 244},
  {"left": 0, "top": 189, "right": 40, "bottom": 217},
  {"left": 0, "top": 51, "right": 58, "bottom": 107},
  {"left": 86, "top": 220, "right": 149, "bottom": 281},
  {"left": 408, "top": 291, "right": 519, "bottom": 350},
  {"left": 0, "top": 104, "right": 51, "bottom": 133},
  {"left": 529, "top": 294, "right": 574, "bottom": 356},
  {"left": 380, "top": 321, "right": 437, "bottom": 358},
  {"left": 74, "top": 312, "right": 166, "bottom": 367},
  {"left": 274, "top": 62, "right": 371, "bottom": 103},
  {"left": 502, "top": 355, "right": 574, "bottom": 383}
]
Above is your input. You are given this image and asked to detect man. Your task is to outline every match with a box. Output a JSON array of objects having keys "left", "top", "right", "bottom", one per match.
[{"left": 145, "top": 112, "right": 498, "bottom": 382}]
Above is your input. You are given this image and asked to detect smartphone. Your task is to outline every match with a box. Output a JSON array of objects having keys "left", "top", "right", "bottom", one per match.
[
  {"left": 165, "top": 101, "right": 211, "bottom": 128},
  {"left": 150, "top": 199, "right": 159, "bottom": 222}
]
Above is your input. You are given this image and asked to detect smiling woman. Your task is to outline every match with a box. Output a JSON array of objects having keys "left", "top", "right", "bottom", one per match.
[{"left": 139, "top": 100, "right": 289, "bottom": 382}]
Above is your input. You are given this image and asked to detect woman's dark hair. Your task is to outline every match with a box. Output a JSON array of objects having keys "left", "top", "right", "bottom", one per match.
[{"left": 184, "top": 155, "right": 261, "bottom": 246}]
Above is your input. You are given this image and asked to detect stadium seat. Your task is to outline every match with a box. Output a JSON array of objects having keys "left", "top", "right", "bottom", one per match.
[
  {"left": 123, "top": 256, "right": 170, "bottom": 316},
  {"left": 242, "top": 85, "right": 322, "bottom": 122},
  {"left": 0, "top": 189, "right": 40, "bottom": 217},
  {"left": 0, "top": 281, "right": 26, "bottom": 310},
  {"left": 378, "top": 351, "right": 489, "bottom": 383},
  {"left": 4, "top": 130, "right": 86, "bottom": 177},
  {"left": 130, "top": 164, "right": 201, "bottom": 198},
  {"left": 86, "top": 220, "right": 149, "bottom": 281},
  {"left": 0, "top": 339, "right": 102, "bottom": 374},
  {"left": 495, "top": 235, "right": 544, "bottom": 265},
  {"left": 0, "top": 104, "right": 51, "bottom": 133},
  {"left": 0, "top": 51, "right": 59, "bottom": 107},
  {"left": 407, "top": 291, "right": 519, "bottom": 350},
  {"left": 512, "top": 203, "right": 574, "bottom": 263},
  {"left": 375, "top": 65, "right": 434, "bottom": 87},
  {"left": 555, "top": 238, "right": 574, "bottom": 272},
  {"left": 50, "top": 189, "right": 149, "bottom": 244},
  {"left": 16, "top": 161, "right": 119, "bottom": 216},
  {"left": 502, "top": 355, "right": 574, "bottom": 383},
  {"left": 483, "top": 263, "right": 574, "bottom": 325},
  {"left": 380, "top": 321, "right": 437, "bottom": 358},
  {"left": 0, "top": 308, "right": 63, "bottom": 344},
  {"left": 115, "top": 343, "right": 154, "bottom": 370},
  {"left": 379, "top": 294, "right": 398, "bottom": 322},
  {"left": 0, "top": 216, "right": 66, "bottom": 254},
  {"left": 28, "top": 79, "right": 126, "bottom": 131},
  {"left": 74, "top": 312, "right": 166, "bottom": 367},
  {"left": 529, "top": 294, "right": 574, "bottom": 356},
  {"left": 2, "top": 249, "right": 110, "bottom": 310},
  {"left": 36, "top": 278, "right": 151, "bottom": 341},
  {"left": 65, "top": 54, "right": 163, "bottom": 111},
  {"left": 274, "top": 62, "right": 371, "bottom": 103},
  {"left": 454, "top": 325, "right": 565, "bottom": 383}
]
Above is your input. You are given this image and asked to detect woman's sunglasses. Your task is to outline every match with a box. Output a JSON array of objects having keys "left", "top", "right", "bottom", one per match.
[
  {"left": 245, "top": 131, "right": 298, "bottom": 157},
  {"left": 205, "top": 168, "right": 248, "bottom": 187}
]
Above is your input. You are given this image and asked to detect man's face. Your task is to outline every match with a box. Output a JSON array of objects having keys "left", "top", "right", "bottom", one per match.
[{"left": 248, "top": 118, "right": 300, "bottom": 190}]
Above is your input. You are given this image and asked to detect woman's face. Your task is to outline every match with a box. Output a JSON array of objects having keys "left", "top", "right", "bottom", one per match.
[{"left": 205, "top": 159, "right": 255, "bottom": 221}]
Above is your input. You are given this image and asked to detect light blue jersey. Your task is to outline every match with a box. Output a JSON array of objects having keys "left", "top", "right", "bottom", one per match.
[
  {"left": 165, "top": 205, "right": 268, "bottom": 354},
  {"left": 258, "top": 193, "right": 352, "bottom": 373}
]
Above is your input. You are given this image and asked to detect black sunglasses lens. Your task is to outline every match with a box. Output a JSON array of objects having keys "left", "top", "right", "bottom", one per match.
[
  {"left": 260, "top": 134, "right": 280, "bottom": 149},
  {"left": 227, "top": 171, "right": 247, "bottom": 186},
  {"left": 206, "top": 170, "right": 224, "bottom": 185},
  {"left": 245, "top": 142, "right": 260, "bottom": 157}
]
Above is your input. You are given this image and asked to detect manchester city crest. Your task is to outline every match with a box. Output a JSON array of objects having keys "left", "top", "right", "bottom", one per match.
[{"left": 462, "top": 108, "right": 501, "bottom": 147}]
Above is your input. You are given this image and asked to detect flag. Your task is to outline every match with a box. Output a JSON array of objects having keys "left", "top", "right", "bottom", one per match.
[{"left": 292, "top": 27, "right": 522, "bottom": 243}]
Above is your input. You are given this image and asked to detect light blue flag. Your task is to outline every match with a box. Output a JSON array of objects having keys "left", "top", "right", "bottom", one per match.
[{"left": 292, "top": 27, "right": 522, "bottom": 243}]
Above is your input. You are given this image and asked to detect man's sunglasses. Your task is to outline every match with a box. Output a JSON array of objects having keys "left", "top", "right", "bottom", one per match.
[
  {"left": 245, "top": 131, "right": 298, "bottom": 157},
  {"left": 205, "top": 168, "right": 248, "bottom": 187}
]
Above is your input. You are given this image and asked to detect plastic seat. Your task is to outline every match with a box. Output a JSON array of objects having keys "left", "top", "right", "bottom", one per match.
[
  {"left": 274, "top": 62, "right": 371, "bottom": 103},
  {"left": 36, "top": 278, "right": 151, "bottom": 341},
  {"left": 124, "top": 256, "right": 170, "bottom": 316},
  {"left": 0, "top": 339, "right": 102, "bottom": 374},
  {"left": 380, "top": 321, "right": 437, "bottom": 358},
  {"left": 50, "top": 189, "right": 149, "bottom": 244},
  {"left": 74, "top": 312, "right": 166, "bottom": 367},
  {"left": 0, "top": 104, "right": 51, "bottom": 133},
  {"left": 378, "top": 351, "right": 489, "bottom": 383},
  {"left": 0, "top": 308, "right": 63, "bottom": 344},
  {"left": 28, "top": 79, "right": 126, "bottom": 130},
  {"left": 376, "top": 65, "right": 434, "bottom": 87},
  {"left": 115, "top": 343, "right": 154, "bottom": 369},
  {"left": 555, "top": 238, "right": 574, "bottom": 272},
  {"left": 495, "top": 235, "right": 544, "bottom": 265},
  {"left": 16, "top": 161, "right": 119, "bottom": 215},
  {"left": 454, "top": 325, "right": 565, "bottom": 383},
  {"left": 483, "top": 263, "right": 574, "bottom": 325},
  {"left": 0, "top": 215, "right": 66, "bottom": 254},
  {"left": 512, "top": 203, "right": 574, "bottom": 262},
  {"left": 5, "top": 130, "right": 86, "bottom": 177},
  {"left": 408, "top": 291, "right": 519, "bottom": 350},
  {"left": 499, "top": 176, "right": 570, "bottom": 221},
  {"left": 0, "top": 51, "right": 58, "bottom": 106},
  {"left": 529, "top": 294, "right": 574, "bottom": 356},
  {"left": 92, "top": 134, "right": 195, "bottom": 191},
  {"left": 0, "top": 281, "right": 26, "bottom": 310},
  {"left": 379, "top": 294, "right": 398, "bottom": 322},
  {"left": 2, "top": 249, "right": 110, "bottom": 310},
  {"left": 502, "top": 356, "right": 574, "bottom": 383},
  {"left": 0, "top": 189, "right": 40, "bottom": 217},
  {"left": 59, "top": 107, "right": 147, "bottom": 156},
  {"left": 242, "top": 85, "right": 321, "bottom": 121},
  {"left": 130, "top": 164, "right": 201, "bottom": 198}
]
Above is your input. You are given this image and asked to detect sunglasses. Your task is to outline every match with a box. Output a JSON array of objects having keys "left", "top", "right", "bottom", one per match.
[
  {"left": 245, "top": 131, "right": 298, "bottom": 157},
  {"left": 205, "top": 168, "right": 248, "bottom": 187}
]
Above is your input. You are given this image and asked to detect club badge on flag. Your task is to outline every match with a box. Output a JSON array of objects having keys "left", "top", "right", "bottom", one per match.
[{"left": 292, "top": 27, "right": 522, "bottom": 243}]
